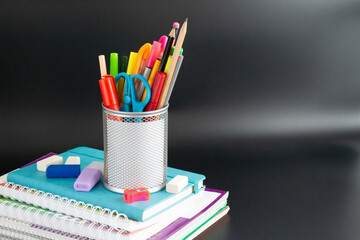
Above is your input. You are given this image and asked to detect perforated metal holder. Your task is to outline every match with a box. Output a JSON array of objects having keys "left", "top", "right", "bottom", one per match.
[{"left": 102, "top": 104, "right": 168, "bottom": 193}]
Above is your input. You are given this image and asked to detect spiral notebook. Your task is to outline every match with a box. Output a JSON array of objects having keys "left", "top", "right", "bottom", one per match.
[
  {"left": 0, "top": 189, "right": 228, "bottom": 240},
  {"left": 0, "top": 147, "right": 205, "bottom": 227}
]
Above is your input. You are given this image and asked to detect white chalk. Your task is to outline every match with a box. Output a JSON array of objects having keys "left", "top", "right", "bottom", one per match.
[
  {"left": 166, "top": 175, "right": 188, "bottom": 194},
  {"left": 37, "top": 155, "right": 63, "bottom": 172},
  {"left": 65, "top": 156, "right": 81, "bottom": 165}
]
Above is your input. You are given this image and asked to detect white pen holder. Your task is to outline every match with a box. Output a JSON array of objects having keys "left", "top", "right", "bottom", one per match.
[{"left": 102, "top": 104, "right": 168, "bottom": 193}]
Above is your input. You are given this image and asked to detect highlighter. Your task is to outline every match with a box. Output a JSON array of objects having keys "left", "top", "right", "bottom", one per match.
[
  {"left": 127, "top": 52, "right": 138, "bottom": 75},
  {"left": 164, "top": 47, "right": 183, "bottom": 74},
  {"left": 99, "top": 75, "right": 119, "bottom": 111},
  {"left": 158, "top": 35, "right": 168, "bottom": 51},
  {"left": 158, "top": 35, "right": 168, "bottom": 59},
  {"left": 136, "top": 41, "right": 162, "bottom": 100},
  {"left": 74, "top": 161, "right": 104, "bottom": 192}
]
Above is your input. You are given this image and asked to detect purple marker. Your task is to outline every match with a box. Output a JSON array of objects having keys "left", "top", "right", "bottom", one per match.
[{"left": 74, "top": 161, "right": 104, "bottom": 192}]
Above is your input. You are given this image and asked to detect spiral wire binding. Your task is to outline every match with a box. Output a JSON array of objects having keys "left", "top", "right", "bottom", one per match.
[
  {"left": 0, "top": 216, "right": 76, "bottom": 240},
  {"left": 1, "top": 182, "right": 129, "bottom": 229},
  {"left": 0, "top": 197, "right": 126, "bottom": 240}
]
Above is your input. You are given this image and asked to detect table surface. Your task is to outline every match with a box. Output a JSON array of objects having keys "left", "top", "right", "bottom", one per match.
[{"left": 2, "top": 138, "right": 360, "bottom": 240}]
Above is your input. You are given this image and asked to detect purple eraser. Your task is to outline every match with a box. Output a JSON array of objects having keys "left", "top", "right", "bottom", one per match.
[{"left": 74, "top": 161, "right": 104, "bottom": 192}]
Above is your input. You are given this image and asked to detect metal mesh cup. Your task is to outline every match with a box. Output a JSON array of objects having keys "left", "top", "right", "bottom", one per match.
[{"left": 102, "top": 104, "right": 168, "bottom": 193}]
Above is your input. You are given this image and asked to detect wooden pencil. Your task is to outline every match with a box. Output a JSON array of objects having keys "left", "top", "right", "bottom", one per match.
[{"left": 156, "top": 18, "right": 188, "bottom": 109}]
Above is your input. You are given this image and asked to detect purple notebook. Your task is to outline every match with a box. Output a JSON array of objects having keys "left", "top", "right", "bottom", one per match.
[
  {"left": 20, "top": 153, "right": 56, "bottom": 168},
  {"left": 147, "top": 188, "right": 228, "bottom": 240}
]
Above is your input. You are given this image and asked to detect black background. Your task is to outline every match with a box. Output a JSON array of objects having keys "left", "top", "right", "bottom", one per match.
[{"left": 1, "top": 1, "right": 360, "bottom": 239}]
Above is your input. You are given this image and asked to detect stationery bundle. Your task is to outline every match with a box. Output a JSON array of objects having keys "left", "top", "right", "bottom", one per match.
[
  {"left": 0, "top": 19, "right": 230, "bottom": 239},
  {"left": 0, "top": 147, "right": 230, "bottom": 239}
]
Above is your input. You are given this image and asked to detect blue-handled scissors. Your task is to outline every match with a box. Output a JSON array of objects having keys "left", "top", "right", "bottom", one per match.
[{"left": 114, "top": 73, "right": 151, "bottom": 112}]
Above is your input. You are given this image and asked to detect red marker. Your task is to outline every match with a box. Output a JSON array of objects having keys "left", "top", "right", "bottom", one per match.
[
  {"left": 144, "top": 71, "right": 166, "bottom": 111},
  {"left": 144, "top": 27, "right": 175, "bottom": 111},
  {"left": 99, "top": 75, "right": 119, "bottom": 111}
]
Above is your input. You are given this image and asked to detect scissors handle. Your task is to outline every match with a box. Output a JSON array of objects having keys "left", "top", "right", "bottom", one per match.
[
  {"left": 130, "top": 74, "right": 151, "bottom": 112},
  {"left": 115, "top": 72, "right": 131, "bottom": 112}
]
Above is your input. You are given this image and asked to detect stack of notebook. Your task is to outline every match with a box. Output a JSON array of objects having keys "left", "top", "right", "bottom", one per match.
[{"left": 0, "top": 147, "right": 229, "bottom": 240}]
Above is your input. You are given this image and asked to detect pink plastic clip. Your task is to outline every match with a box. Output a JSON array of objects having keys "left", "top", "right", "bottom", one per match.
[{"left": 124, "top": 187, "right": 150, "bottom": 204}]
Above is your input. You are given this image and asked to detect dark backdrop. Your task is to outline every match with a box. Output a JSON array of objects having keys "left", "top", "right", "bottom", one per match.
[{"left": 1, "top": 1, "right": 360, "bottom": 239}]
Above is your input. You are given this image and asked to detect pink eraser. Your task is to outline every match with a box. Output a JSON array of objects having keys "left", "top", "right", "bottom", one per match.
[
  {"left": 147, "top": 41, "right": 162, "bottom": 68},
  {"left": 158, "top": 35, "right": 168, "bottom": 50},
  {"left": 173, "top": 22, "right": 180, "bottom": 28}
]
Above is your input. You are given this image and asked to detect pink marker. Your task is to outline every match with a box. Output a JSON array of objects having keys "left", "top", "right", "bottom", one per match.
[
  {"left": 136, "top": 41, "right": 162, "bottom": 100},
  {"left": 158, "top": 35, "right": 168, "bottom": 51}
]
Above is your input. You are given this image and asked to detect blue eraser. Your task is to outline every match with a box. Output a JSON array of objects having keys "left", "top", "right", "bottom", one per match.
[{"left": 46, "top": 164, "right": 81, "bottom": 178}]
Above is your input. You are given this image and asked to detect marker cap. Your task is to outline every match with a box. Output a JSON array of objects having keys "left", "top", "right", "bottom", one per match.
[
  {"left": 99, "top": 75, "right": 119, "bottom": 111},
  {"left": 158, "top": 35, "right": 168, "bottom": 50},
  {"left": 171, "top": 47, "right": 183, "bottom": 56},
  {"left": 147, "top": 41, "right": 162, "bottom": 68}
]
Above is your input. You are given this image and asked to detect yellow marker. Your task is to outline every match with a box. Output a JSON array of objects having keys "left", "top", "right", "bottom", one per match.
[
  {"left": 141, "top": 59, "right": 161, "bottom": 101},
  {"left": 132, "top": 43, "right": 152, "bottom": 75},
  {"left": 127, "top": 52, "right": 138, "bottom": 75},
  {"left": 164, "top": 56, "right": 172, "bottom": 74}
]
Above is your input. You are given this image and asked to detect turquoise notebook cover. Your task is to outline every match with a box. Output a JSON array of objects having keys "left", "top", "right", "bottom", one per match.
[{"left": 6, "top": 147, "right": 205, "bottom": 222}]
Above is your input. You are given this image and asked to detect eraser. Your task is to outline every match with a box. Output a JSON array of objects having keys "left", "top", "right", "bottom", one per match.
[
  {"left": 87, "top": 161, "right": 104, "bottom": 175},
  {"left": 166, "top": 175, "right": 188, "bottom": 194},
  {"left": 173, "top": 22, "right": 180, "bottom": 28},
  {"left": 65, "top": 156, "right": 80, "bottom": 165},
  {"left": 74, "top": 161, "right": 103, "bottom": 192},
  {"left": 37, "top": 155, "right": 63, "bottom": 172},
  {"left": 46, "top": 165, "right": 81, "bottom": 178}
]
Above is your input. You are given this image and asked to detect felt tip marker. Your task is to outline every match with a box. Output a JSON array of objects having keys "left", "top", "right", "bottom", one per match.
[
  {"left": 110, "top": 53, "right": 119, "bottom": 77},
  {"left": 144, "top": 71, "right": 166, "bottom": 111},
  {"left": 74, "top": 161, "right": 104, "bottom": 192},
  {"left": 136, "top": 41, "right": 162, "bottom": 100},
  {"left": 99, "top": 75, "right": 119, "bottom": 111},
  {"left": 117, "top": 56, "right": 128, "bottom": 107}
]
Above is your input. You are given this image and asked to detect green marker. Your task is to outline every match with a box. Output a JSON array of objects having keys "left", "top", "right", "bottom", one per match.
[
  {"left": 117, "top": 56, "right": 128, "bottom": 107},
  {"left": 171, "top": 47, "right": 183, "bottom": 56},
  {"left": 110, "top": 53, "right": 119, "bottom": 77}
]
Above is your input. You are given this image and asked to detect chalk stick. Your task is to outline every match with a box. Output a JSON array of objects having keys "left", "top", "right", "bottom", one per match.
[{"left": 36, "top": 155, "right": 63, "bottom": 172}]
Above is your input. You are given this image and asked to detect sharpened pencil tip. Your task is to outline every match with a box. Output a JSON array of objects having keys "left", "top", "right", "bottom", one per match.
[{"left": 185, "top": 18, "right": 188, "bottom": 22}]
